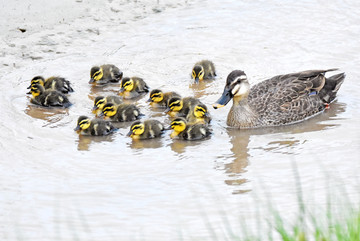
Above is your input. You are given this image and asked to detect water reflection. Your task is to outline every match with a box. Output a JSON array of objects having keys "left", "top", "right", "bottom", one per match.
[
  {"left": 24, "top": 103, "right": 70, "bottom": 126},
  {"left": 76, "top": 133, "right": 118, "bottom": 151},
  {"left": 189, "top": 80, "right": 216, "bottom": 99},
  {"left": 129, "top": 137, "right": 164, "bottom": 149},
  {"left": 223, "top": 101, "right": 346, "bottom": 194},
  {"left": 170, "top": 138, "right": 210, "bottom": 154}
]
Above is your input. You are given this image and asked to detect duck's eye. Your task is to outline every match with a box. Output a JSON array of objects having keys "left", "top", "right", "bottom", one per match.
[
  {"left": 123, "top": 82, "right": 130, "bottom": 87},
  {"left": 151, "top": 94, "right": 161, "bottom": 99},
  {"left": 192, "top": 70, "right": 196, "bottom": 77},
  {"left": 96, "top": 100, "right": 105, "bottom": 106}
]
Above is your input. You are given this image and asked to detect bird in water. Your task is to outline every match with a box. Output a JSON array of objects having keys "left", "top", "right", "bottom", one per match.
[
  {"left": 119, "top": 77, "right": 149, "bottom": 99},
  {"left": 191, "top": 60, "right": 216, "bottom": 83},
  {"left": 27, "top": 76, "right": 74, "bottom": 94},
  {"left": 147, "top": 89, "right": 181, "bottom": 108},
  {"left": 29, "top": 84, "right": 72, "bottom": 108},
  {"left": 127, "top": 119, "right": 164, "bottom": 140},
  {"left": 169, "top": 117, "right": 212, "bottom": 140},
  {"left": 89, "top": 64, "right": 123, "bottom": 85},
  {"left": 213, "top": 69, "right": 345, "bottom": 128},
  {"left": 74, "top": 116, "right": 116, "bottom": 136}
]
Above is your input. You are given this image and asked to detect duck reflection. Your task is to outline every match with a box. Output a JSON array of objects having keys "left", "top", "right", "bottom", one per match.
[
  {"left": 130, "top": 138, "right": 164, "bottom": 149},
  {"left": 76, "top": 134, "right": 116, "bottom": 151},
  {"left": 24, "top": 103, "right": 70, "bottom": 126},
  {"left": 223, "top": 101, "right": 346, "bottom": 194},
  {"left": 189, "top": 81, "right": 215, "bottom": 99}
]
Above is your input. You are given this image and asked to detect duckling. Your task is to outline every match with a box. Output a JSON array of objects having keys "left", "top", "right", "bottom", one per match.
[
  {"left": 192, "top": 60, "right": 216, "bottom": 83},
  {"left": 100, "top": 102, "right": 141, "bottom": 122},
  {"left": 127, "top": 119, "right": 164, "bottom": 140},
  {"left": 27, "top": 76, "right": 74, "bottom": 94},
  {"left": 165, "top": 96, "right": 202, "bottom": 117},
  {"left": 147, "top": 89, "right": 181, "bottom": 108},
  {"left": 74, "top": 116, "right": 116, "bottom": 136},
  {"left": 186, "top": 103, "right": 211, "bottom": 124},
  {"left": 29, "top": 84, "right": 72, "bottom": 108},
  {"left": 119, "top": 77, "right": 149, "bottom": 99},
  {"left": 213, "top": 69, "right": 345, "bottom": 128},
  {"left": 170, "top": 117, "right": 212, "bottom": 140},
  {"left": 89, "top": 64, "right": 123, "bottom": 85},
  {"left": 92, "top": 95, "right": 123, "bottom": 117}
]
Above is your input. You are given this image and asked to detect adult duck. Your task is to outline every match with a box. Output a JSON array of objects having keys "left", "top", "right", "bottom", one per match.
[{"left": 213, "top": 69, "right": 345, "bottom": 128}]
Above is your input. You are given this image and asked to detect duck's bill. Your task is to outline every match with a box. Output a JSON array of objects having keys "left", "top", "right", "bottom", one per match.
[
  {"left": 146, "top": 98, "right": 153, "bottom": 103},
  {"left": 27, "top": 85, "right": 31, "bottom": 89},
  {"left": 26, "top": 91, "right": 31, "bottom": 94},
  {"left": 194, "top": 77, "right": 199, "bottom": 83},
  {"left": 213, "top": 89, "right": 232, "bottom": 109},
  {"left": 119, "top": 87, "right": 125, "bottom": 93},
  {"left": 89, "top": 78, "right": 95, "bottom": 84},
  {"left": 74, "top": 126, "right": 80, "bottom": 131},
  {"left": 164, "top": 107, "right": 171, "bottom": 113},
  {"left": 126, "top": 130, "right": 133, "bottom": 137}
]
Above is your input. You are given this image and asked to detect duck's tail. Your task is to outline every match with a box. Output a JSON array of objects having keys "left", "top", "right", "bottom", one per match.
[{"left": 319, "top": 72, "right": 345, "bottom": 103}]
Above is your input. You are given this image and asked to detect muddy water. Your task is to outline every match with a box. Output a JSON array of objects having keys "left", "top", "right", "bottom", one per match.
[{"left": 1, "top": 0, "right": 360, "bottom": 240}]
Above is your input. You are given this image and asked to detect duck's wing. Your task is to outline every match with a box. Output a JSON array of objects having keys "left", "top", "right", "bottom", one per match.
[{"left": 249, "top": 69, "right": 337, "bottom": 125}]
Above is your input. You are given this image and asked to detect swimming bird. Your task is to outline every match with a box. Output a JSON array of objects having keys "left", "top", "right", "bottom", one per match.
[
  {"left": 89, "top": 64, "right": 123, "bottom": 85},
  {"left": 213, "top": 69, "right": 345, "bottom": 128},
  {"left": 186, "top": 103, "right": 211, "bottom": 124},
  {"left": 74, "top": 116, "right": 116, "bottom": 136},
  {"left": 165, "top": 96, "right": 202, "bottom": 117},
  {"left": 100, "top": 102, "right": 141, "bottom": 122},
  {"left": 92, "top": 95, "right": 123, "bottom": 117},
  {"left": 119, "top": 77, "right": 149, "bottom": 99},
  {"left": 29, "top": 84, "right": 72, "bottom": 108},
  {"left": 169, "top": 117, "right": 212, "bottom": 140},
  {"left": 127, "top": 119, "right": 164, "bottom": 140},
  {"left": 147, "top": 89, "right": 181, "bottom": 108},
  {"left": 27, "top": 76, "right": 73, "bottom": 94},
  {"left": 192, "top": 60, "right": 216, "bottom": 83}
]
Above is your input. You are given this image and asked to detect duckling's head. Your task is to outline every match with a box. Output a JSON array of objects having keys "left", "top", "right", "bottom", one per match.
[
  {"left": 119, "top": 77, "right": 134, "bottom": 93},
  {"left": 170, "top": 117, "right": 187, "bottom": 138},
  {"left": 29, "top": 84, "right": 45, "bottom": 97},
  {"left": 92, "top": 96, "right": 106, "bottom": 114},
  {"left": 192, "top": 65, "right": 204, "bottom": 83},
  {"left": 127, "top": 120, "right": 145, "bottom": 139},
  {"left": 89, "top": 66, "right": 104, "bottom": 84},
  {"left": 27, "top": 76, "right": 45, "bottom": 92},
  {"left": 147, "top": 89, "right": 164, "bottom": 103},
  {"left": 193, "top": 103, "right": 209, "bottom": 118},
  {"left": 74, "top": 116, "right": 91, "bottom": 133},
  {"left": 101, "top": 103, "right": 117, "bottom": 118},
  {"left": 213, "top": 70, "right": 249, "bottom": 109},
  {"left": 165, "top": 97, "right": 183, "bottom": 114}
]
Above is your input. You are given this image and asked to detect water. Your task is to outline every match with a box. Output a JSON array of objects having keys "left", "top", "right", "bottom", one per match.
[{"left": 1, "top": 0, "right": 360, "bottom": 240}]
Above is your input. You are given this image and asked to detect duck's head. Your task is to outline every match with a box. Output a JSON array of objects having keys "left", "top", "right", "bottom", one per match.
[
  {"left": 27, "top": 76, "right": 45, "bottom": 93},
  {"left": 213, "top": 70, "right": 249, "bottom": 109},
  {"left": 147, "top": 89, "right": 163, "bottom": 103},
  {"left": 170, "top": 117, "right": 187, "bottom": 138},
  {"left": 192, "top": 65, "right": 204, "bottom": 83},
  {"left": 74, "top": 116, "right": 91, "bottom": 133},
  {"left": 165, "top": 97, "right": 183, "bottom": 114},
  {"left": 101, "top": 103, "right": 117, "bottom": 118},
  {"left": 119, "top": 77, "right": 134, "bottom": 93},
  {"left": 127, "top": 120, "right": 144, "bottom": 139},
  {"left": 89, "top": 66, "right": 104, "bottom": 84},
  {"left": 29, "top": 84, "right": 45, "bottom": 97},
  {"left": 92, "top": 96, "right": 106, "bottom": 114},
  {"left": 193, "top": 103, "right": 209, "bottom": 119}
]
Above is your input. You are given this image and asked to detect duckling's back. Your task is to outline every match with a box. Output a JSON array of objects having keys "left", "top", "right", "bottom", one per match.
[
  {"left": 143, "top": 120, "right": 164, "bottom": 138},
  {"left": 90, "top": 119, "right": 116, "bottom": 136},
  {"left": 101, "top": 64, "right": 123, "bottom": 83},
  {"left": 116, "top": 103, "right": 141, "bottom": 122},
  {"left": 180, "top": 123, "right": 211, "bottom": 141},
  {"left": 44, "top": 76, "right": 74, "bottom": 93},
  {"left": 34, "top": 89, "right": 71, "bottom": 108}
]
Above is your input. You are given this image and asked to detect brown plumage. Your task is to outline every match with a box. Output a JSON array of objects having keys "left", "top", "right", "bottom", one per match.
[{"left": 213, "top": 69, "right": 345, "bottom": 128}]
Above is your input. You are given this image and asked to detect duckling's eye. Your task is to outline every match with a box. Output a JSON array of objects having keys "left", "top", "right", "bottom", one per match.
[
  {"left": 151, "top": 94, "right": 161, "bottom": 99},
  {"left": 192, "top": 70, "right": 196, "bottom": 77},
  {"left": 79, "top": 120, "right": 89, "bottom": 126},
  {"left": 199, "top": 70, "right": 204, "bottom": 75},
  {"left": 196, "top": 107, "right": 206, "bottom": 113},
  {"left": 123, "top": 82, "right": 130, "bottom": 87},
  {"left": 92, "top": 70, "right": 101, "bottom": 78},
  {"left": 169, "top": 100, "right": 180, "bottom": 108},
  {"left": 96, "top": 100, "right": 105, "bottom": 106}
]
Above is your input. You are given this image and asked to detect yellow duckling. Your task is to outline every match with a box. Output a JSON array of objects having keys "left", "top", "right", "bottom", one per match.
[
  {"left": 147, "top": 89, "right": 181, "bottom": 108},
  {"left": 192, "top": 60, "right": 216, "bottom": 83},
  {"left": 119, "top": 77, "right": 149, "bottom": 99},
  {"left": 27, "top": 76, "right": 74, "bottom": 94},
  {"left": 100, "top": 102, "right": 142, "bottom": 122},
  {"left": 170, "top": 117, "right": 212, "bottom": 140},
  {"left": 186, "top": 103, "right": 211, "bottom": 124},
  {"left": 165, "top": 96, "right": 202, "bottom": 117},
  {"left": 29, "top": 84, "right": 72, "bottom": 108},
  {"left": 74, "top": 116, "right": 116, "bottom": 136},
  {"left": 92, "top": 95, "right": 123, "bottom": 117},
  {"left": 89, "top": 64, "right": 123, "bottom": 85},
  {"left": 127, "top": 119, "right": 164, "bottom": 140}
]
